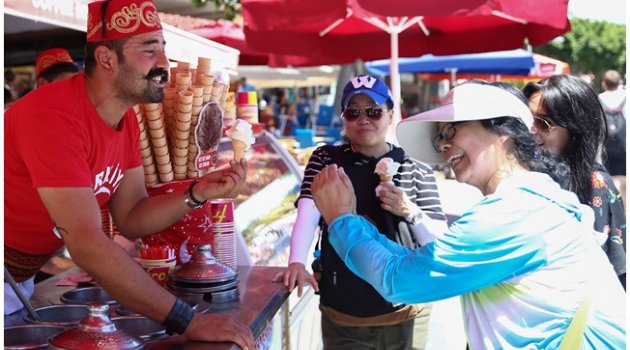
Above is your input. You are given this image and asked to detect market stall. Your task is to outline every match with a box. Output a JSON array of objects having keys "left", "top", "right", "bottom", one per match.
[{"left": 22, "top": 266, "right": 289, "bottom": 349}]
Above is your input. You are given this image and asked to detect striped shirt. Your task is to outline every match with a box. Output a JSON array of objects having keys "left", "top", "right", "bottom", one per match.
[{"left": 299, "top": 143, "right": 445, "bottom": 222}]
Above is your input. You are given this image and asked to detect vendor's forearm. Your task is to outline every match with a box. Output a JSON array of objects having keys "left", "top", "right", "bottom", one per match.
[
  {"left": 114, "top": 190, "right": 192, "bottom": 239},
  {"left": 68, "top": 232, "right": 175, "bottom": 323}
]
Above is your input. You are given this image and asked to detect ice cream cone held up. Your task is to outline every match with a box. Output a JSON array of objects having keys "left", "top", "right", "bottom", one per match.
[
  {"left": 226, "top": 119, "right": 255, "bottom": 161},
  {"left": 374, "top": 157, "right": 400, "bottom": 196}
]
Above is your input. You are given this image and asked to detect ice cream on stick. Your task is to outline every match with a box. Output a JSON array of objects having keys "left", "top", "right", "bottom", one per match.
[{"left": 226, "top": 119, "right": 255, "bottom": 161}]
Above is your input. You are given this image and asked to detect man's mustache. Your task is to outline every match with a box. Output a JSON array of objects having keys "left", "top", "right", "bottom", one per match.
[{"left": 146, "top": 68, "right": 169, "bottom": 83}]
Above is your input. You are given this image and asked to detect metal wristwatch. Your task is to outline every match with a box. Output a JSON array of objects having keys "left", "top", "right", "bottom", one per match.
[{"left": 405, "top": 210, "right": 424, "bottom": 225}]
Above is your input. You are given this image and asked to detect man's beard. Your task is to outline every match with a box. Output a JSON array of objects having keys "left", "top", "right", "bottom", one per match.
[{"left": 115, "top": 65, "right": 168, "bottom": 104}]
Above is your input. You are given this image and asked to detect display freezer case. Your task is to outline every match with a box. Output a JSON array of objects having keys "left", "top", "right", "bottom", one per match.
[
  {"left": 212, "top": 130, "right": 303, "bottom": 267},
  {"left": 213, "top": 130, "right": 322, "bottom": 349}
]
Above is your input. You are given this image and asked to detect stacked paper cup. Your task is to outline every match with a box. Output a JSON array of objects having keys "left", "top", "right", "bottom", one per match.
[
  {"left": 209, "top": 199, "right": 236, "bottom": 270},
  {"left": 236, "top": 91, "right": 259, "bottom": 124}
]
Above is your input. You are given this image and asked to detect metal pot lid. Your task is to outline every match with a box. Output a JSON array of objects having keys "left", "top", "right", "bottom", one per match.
[
  {"left": 60, "top": 287, "right": 117, "bottom": 306},
  {"left": 167, "top": 277, "right": 239, "bottom": 294},
  {"left": 169, "top": 244, "right": 236, "bottom": 283},
  {"left": 48, "top": 304, "right": 144, "bottom": 350}
]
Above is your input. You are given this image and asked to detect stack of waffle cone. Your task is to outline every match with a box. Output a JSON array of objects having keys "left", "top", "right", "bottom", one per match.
[
  {"left": 139, "top": 57, "right": 228, "bottom": 185},
  {"left": 162, "top": 88, "right": 177, "bottom": 151},
  {"left": 168, "top": 67, "right": 178, "bottom": 88},
  {"left": 187, "top": 133, "right": 199, "bottom": 179},
  {"left": 210, "top": 82, "right": 224, "bottom": 103},
  {"left": 197, "top": 57, "right": 212, "bottom": 75},
  {"left": 175, "top": 72, "right": 191, "bottom": 93},
  {"left": 177, "top": 61, "right": 190, "bottom": 73},
  {"left": 172, "top": 90, "right": 193, "bottom": 180},
  {"left": 135, "top": 105, "right": 158, "bottom": 185},
  {"left": 199, "top": 74, "right": 215, "bottom": 103},
  {"left": 189, "top": 68, "right": 197, "bottom": 84},
  {"left": 143, "top": 103, "right": 173, "bottom": 183}
]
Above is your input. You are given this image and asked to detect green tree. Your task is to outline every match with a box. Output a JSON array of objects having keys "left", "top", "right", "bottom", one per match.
[
  {"left": 534, "top": 18, "right": 626, "bottom": 86},
  {"left": 190, "top": 0, "right": 240, "bottom": 20}
]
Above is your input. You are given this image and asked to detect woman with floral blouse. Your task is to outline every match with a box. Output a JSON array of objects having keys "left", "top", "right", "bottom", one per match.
[{"left": 524, "top": 75, "right": 626, "bottom": 288}]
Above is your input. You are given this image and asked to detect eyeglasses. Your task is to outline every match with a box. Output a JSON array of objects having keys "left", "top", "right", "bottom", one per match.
[
  {"left": 532, "top": 116, "right": 558, "bottom": 133},
  {"left": 342, "top": 106, "right": 384, "bottom": 122},
  {"left": 432, "top": 122, "right": 465, "bottom": 152}
]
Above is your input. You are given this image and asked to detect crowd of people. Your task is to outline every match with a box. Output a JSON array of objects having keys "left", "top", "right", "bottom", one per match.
[
  {"left": 278, "top": 74, "right": 626, "bottom": 349},
  {"left": 3, "top": 0, "right": 626, "bottom": 348}
]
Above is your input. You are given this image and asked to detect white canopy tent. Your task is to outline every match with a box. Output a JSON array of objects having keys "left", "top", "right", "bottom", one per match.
[
  {"left": 4, "top": 0, "right": 240, "bottom": 71},
  {"left": 236, "top": 65, "right": 339, "bottom": 89}
]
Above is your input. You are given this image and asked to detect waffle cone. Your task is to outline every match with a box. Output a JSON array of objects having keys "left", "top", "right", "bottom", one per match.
[
  {"left": 379, "top": 174, "right": 394, "bottom": 182},
  {"left": 232, "top": 139, "right": 248, "bottom": 161}
]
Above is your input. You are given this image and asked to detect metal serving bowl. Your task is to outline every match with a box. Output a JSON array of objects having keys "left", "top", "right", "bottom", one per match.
[
  {"left": 111, "top": 316, "right": 166, "bottom": 340},
  {"left": 4, "top": 324, "right": 66, "bottom": 349},
  {"left": 24, "top": 305, "right": 90, "bottom": 326},
  {"left": 60, "top": 287, "right": 116, "bottom": 305}
]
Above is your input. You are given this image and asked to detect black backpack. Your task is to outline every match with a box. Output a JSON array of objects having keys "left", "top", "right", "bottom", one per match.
[{"left": 602, "top": 96, "right": 626, "bottom": 150}]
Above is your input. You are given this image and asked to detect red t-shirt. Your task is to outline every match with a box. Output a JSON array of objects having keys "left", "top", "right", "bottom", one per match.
[{"left": 4, "top": 74, "right": 142, "bottom": 254}]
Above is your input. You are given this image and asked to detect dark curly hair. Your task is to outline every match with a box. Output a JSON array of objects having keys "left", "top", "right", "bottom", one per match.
[{"left": 523, "top": 75, "right": 606, "bottom": 203}]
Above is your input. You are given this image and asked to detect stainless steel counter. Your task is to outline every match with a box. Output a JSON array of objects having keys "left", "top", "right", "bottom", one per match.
[{"left": 29, "top": 266, "right": 290, "bottom": 349}]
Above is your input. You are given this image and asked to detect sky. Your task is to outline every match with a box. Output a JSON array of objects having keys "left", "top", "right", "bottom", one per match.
[{"left": 568, "top": 0, "right": 626, "bottom": 24}]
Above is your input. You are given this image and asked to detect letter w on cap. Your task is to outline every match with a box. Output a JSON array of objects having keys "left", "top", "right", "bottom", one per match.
[{"left": 350, "top": 76, "right": 376, "bottom": 89}]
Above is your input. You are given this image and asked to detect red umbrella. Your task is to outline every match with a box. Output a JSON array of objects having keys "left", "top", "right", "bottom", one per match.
[
  {"left": 177, "top": 18, "right": 327, "bottom": 67},
  {"left": 242, "top": 0, "right": 571, "bottom": 131}
]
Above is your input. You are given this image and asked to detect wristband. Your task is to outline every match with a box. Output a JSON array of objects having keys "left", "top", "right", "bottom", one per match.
[
  {"left": 185, "top": 181, "right": 207, "bottom": 209},
  {"left": 163, "top": 298, "right": 195, "bottom": 335}
]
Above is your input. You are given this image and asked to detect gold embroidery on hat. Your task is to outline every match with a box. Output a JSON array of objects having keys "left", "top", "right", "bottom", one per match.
[
  {"left": 37, "top": 53, "right": 73, "bottom": 73},
  {"left": 87, "top": 2, "right": 160, "bottom": 39},
  {"left": 87, "top": 12, "right": 100, "bottom": 39}
]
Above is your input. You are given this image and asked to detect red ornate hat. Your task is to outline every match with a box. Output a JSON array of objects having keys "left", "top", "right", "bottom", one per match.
[
  {"left": 86, "top": 0, "right": 162, "bottom": 42},
  {"left": 35, "top": 48, "right": 75, "bottom": 77}
]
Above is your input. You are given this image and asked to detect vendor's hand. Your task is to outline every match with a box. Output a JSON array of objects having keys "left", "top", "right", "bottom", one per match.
[
  {"left": 312, "top": 165, "right": 355, "bottom": 224},
  {"left": 377, "top": 181, "right": 417, "bottom": 218},
  {"left": 196, "top": 159, "right": 247, "bottom": 200},
  {"left": 273, "top": 262, "right": 319, "bottom": 297},
  {"left": 185, "top": 313, "right": 254, "bottom": 350}
]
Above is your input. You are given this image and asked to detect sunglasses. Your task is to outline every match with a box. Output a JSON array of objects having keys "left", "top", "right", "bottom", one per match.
[
  {"left": 342, "top": 106, "right": 384, "bottom": 122},
  {"left": 432, "top": 122, "right": 466, "bottom": 152},
  {"left": 533, "top": 116, "right": 558, "bottom": 133}
]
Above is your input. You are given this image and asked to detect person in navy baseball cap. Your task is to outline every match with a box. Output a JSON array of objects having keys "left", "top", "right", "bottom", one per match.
[
  {"left": 341, "top": 74, "right": 394, "bottom": 109},
  {"left": 277, "top": 72, "right": 447, "bottom": 350}
]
